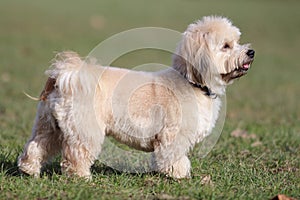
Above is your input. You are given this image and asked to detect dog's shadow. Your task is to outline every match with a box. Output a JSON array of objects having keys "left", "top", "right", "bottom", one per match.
[
  {"left": 1, "top": 155, "right": 158, "bottom": 179},
  {"left": 42, "top": 159, "right": 125, "bottom": 177},
  {"left": 0, "top": 156, "right": 59, "bottom": 178},
  {"left": 0, "top": 157, "right": 21, "bottom": 177}
]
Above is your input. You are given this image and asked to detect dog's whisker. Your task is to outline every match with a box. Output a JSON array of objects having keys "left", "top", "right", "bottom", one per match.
[{"left": 23, "top": 91, "right": 40, "bottom": 101}]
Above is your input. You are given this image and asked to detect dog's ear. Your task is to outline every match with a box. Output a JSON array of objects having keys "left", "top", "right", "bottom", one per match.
[
  {"left": 172, "top": 30, "right": 210, "bottom": 86},
  {"left": 194, "top": 32, "right": 213, "bottom": 86}
]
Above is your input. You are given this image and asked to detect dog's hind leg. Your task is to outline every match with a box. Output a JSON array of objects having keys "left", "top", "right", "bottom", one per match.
[
  {"left": 56, "top": 99, "right": 103, "bottom": 179},
  {"left": 60, "top": 137, "right": 95, "bottom": 179},
  {"left": 18, "top": 100, "right": 62, "bottom": 177},
  {"left": 58, "top": 118, "right": 102, "bottom": 179}
]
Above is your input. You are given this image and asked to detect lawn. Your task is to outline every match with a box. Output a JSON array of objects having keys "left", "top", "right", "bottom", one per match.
[{"left": 0, "top": 0, "right": 299, "bottom": 199}]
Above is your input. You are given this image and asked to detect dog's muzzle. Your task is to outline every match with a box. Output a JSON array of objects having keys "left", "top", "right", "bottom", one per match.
[{"left": 221, "top": 49, "right": 255, "bottom": 83}]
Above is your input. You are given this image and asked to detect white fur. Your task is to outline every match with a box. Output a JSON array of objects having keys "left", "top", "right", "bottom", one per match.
[{"left": 18, "top": 16, "right": 254, "bottom": 179}]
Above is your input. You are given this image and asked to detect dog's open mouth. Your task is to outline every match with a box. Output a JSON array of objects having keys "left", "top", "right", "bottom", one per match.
[{"left": 221, "top": 59, "right": 253, "bottom": 83}]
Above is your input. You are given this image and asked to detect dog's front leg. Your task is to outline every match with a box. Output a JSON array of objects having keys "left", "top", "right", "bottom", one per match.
[
  {"left": 153, "top": 137, "right": 192, "bottom": 179},
  {"left": 164, "top": 155, "right": 191, "bottom": 179},
  {"left": 153, "top": 150, "right": 191, "bottom": 179},
  {"left": 18, "top": 101, "right": 62, "bottom": 177}
]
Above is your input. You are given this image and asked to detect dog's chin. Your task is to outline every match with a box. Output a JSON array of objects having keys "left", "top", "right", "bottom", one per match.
[{"left": 221, "top": 60, "right": 253, "bottom": 83}]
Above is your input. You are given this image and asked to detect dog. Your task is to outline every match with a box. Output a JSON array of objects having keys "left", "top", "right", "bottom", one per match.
[{"left": 18, "top": 16, "right": 255, "bottom": 179}]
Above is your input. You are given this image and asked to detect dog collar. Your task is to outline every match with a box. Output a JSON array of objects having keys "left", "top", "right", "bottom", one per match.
[{"left": 188, "top": 81, "right": 217, "bottom": 99}]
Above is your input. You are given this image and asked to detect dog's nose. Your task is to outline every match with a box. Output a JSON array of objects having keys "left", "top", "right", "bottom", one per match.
[{"left": 246, "top": 49, "right": 255, "bottom": 58}]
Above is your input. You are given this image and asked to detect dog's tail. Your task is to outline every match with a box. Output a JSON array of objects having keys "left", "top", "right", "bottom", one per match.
[{"left": 44, "top": 51, "right": 100, "bottom": 99}]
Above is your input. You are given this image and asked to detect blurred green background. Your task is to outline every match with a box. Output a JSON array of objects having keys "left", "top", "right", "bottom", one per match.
[
  {"left": 0, "top": 0, "right": 299, "bottom": 199},
  {"left": 1, "top": 0, "right": 299, "bottom": 144}
]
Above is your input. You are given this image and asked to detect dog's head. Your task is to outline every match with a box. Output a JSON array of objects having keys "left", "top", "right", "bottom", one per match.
[{"left": 173, "top": 16, "right": 255, "bottom": 94}]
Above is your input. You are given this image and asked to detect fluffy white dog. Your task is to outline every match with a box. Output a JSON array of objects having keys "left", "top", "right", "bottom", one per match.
[{"left": 18, "top": 16, "right": 255, "bottom": 179}]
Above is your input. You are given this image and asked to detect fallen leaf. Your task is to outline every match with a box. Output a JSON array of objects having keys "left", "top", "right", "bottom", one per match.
[
  {"left": 231, "top": 129, "right": 257, "bottom": 139},
  {"left": 200, "top": 174, "right": 213, "bottom": 186},
  {"left": 240, "top": 149, "right": 250, "bottom": 155},
  {"left": 251, "top": 141, "right": 262, "bottom": 147},
  {"left": 270, "top": 194, "right": 297, "bottom": 200},
  {"left": 155, "top": 193, "right": 176, "bottom": 200}
]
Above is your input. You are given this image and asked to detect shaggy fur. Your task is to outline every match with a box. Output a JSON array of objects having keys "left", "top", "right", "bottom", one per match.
[{"left": 18, "top": 16, "right": 254, "bottom": 179}]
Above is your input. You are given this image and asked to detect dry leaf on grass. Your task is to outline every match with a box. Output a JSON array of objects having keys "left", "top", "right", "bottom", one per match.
[
  {"left": 231, "top": 129, "right": 257, "bottom": 139},
  {"left": 155, "top": 194, "right": 175, "bottom": 200},
  {"left": 155, "top": 193, "right": 189, "bottom": 200},
  {"left": 200, "top": 174, "right": 213, "bottom": 186},
  {"left": 270, "top": 194, "right": 297, "bottom": 200},
  {"left": 251, "top": 141, "right": 262, "bottom": 147}
]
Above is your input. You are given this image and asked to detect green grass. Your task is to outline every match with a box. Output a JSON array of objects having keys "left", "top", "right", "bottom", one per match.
[{"left": 0, "top": 0, "right": 299, "bottom": 199}]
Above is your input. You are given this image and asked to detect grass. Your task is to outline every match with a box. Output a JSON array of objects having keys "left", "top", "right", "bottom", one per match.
[{"left": 0, "top": 0, "right": 299, "bottom": 199}]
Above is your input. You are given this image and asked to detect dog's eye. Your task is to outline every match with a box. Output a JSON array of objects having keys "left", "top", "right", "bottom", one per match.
[{"left": 223, "top": 43, "right": 231, "bottom": 49}]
